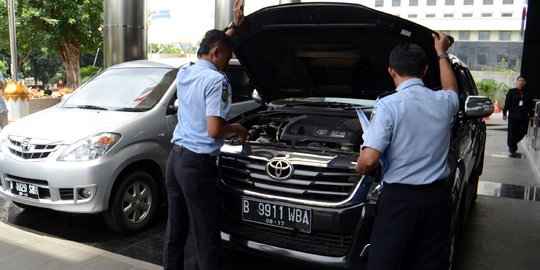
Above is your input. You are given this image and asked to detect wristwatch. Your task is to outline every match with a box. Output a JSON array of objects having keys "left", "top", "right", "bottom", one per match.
[
  {"left": 224, "top": 21, "right": 239, "bottom": 32},
  {"left": 438, "top": 52, "right": 450, "bottom": 61}
]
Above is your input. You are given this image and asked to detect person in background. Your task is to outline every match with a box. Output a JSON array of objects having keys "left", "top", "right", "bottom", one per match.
[
  {"left": 502, "top": 76, "right": 534, "bottom": 157},
  {"left": 0, "top": 74, "right": 8, "bottom": 129},
  {"left": 44, "top": 85, "right": 52, "bottom": 96},
  {"left": 356, "top": 32, "right": 459, "bottom": 270},
  {"left": 162, "top": 1, "right": 247, "bottom": 269}
]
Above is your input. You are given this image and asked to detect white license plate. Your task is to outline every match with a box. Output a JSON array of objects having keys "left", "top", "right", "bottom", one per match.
[
  {"left": 9, "top": 180, "right": 39, "bottom": 199},
  {"left": 241, "top": 197, "right": 311, "bottom": 233}
]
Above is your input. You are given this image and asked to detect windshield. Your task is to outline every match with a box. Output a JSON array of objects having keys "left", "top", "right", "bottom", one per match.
[{"left": 62, "top": 67, "right": 177, "bottom": 111}]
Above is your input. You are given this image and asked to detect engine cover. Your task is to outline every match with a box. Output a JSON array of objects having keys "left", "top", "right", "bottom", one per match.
[{"left": 281, "top": 115, "right": 363, "bottom": 145}]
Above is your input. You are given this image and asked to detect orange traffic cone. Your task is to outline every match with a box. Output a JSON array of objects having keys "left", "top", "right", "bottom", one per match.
[{"left": 494, "top": 100, "right": 499, "bottom": 114}]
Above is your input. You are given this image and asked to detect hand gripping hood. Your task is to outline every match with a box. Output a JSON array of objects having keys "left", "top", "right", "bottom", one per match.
[{"left": 232, "top": 2, "right": 443, "bottom": 102}]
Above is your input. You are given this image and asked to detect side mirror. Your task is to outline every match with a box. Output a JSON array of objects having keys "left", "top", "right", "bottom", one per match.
[
  {"left": 167, "top": 99, "right": 178, "bottom": 115},
  {"left": 464, "top": 96, "right": 494, "bottom": 118},
  {"left": 252, "top": 89, "right": 262, "bottom": 103}
]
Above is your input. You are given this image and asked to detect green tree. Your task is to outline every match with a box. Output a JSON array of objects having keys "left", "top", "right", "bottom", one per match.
[
  {"left": 0, "top": 0, "right": 103, "bottom": 89},
  {"left": 24, "top": 50, "right": 63, "bottom": 86}
]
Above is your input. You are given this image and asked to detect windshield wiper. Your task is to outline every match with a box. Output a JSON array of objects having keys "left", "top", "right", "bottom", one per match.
[
  {"left": 76, "top": 105, "right": 108, "bottom": 111},
  {"left": 115, "top": 107, "right": 148, "bottom": 112}
]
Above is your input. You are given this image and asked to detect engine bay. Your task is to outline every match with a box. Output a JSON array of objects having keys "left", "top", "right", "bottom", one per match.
[{"left": 240, "top": 112, "right": 365, "bottom": 153}]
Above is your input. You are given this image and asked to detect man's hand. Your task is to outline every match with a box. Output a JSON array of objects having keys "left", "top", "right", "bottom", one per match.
[
  {"left": 233, "top": 0, "right": 245, "bottom": 27},
  {"left": 503, "top": 115, "right": 508, "bottom": 121},
  {"left": 432, "top": 31, "right": 451, "bottom": 56},
  {"left": 231, "top": 123, "right": 248, "bottom": 143}
]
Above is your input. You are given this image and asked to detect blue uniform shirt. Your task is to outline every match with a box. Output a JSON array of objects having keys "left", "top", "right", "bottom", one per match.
[
  {"left": 363, "top": 78, "right": 459, "bottom": 185},
  {"left": 172, "top": 60, "right": 232, "bottom": 156}
]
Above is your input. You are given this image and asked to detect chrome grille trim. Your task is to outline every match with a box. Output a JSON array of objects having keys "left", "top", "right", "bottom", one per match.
[
  {"left": 7, "top": 136, "right": 62, "bottom": 160},
  {"left": 220, "top": 151, "right": 363, "bottom": 204}
]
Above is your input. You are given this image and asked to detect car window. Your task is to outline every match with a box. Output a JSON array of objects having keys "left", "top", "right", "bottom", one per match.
[{"left": 62, "top": 67, "right": 178, "bottom": 111}]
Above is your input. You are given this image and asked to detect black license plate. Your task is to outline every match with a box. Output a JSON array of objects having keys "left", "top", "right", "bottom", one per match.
[
  {"left": 241, "top": 197, "right": 312, "bottom": 233},
  {"left": 9, "top": 180, "right": 39, "bottom": 199}
]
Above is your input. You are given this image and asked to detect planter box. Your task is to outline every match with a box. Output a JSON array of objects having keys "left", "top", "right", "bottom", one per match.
[{"left": 29, "top": 97, "right": 61, "bottom": 114}]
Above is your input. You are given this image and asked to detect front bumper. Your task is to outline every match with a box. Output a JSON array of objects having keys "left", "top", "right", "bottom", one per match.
[
  {"left": 0, "top": 150, "right": 118, "bottom": 213},
  {"left": 220, "top": 188, "right": 376, "bottom": 268}
]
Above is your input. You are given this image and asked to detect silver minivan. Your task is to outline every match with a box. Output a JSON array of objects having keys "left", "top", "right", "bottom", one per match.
[{"left": 0, "top": 59, "right": 187, "bottom": 233}]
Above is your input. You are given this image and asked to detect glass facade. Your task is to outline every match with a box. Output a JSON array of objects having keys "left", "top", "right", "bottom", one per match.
[
  {"left": 375, "top": 0, "right": 384, "bottom": 7},
  {"left": 459, "top": 31, "right": 470, "bottom": 40},
  {"left": 392, "top": 0, "right": 401, "bottom": 7},
  {"left": 427, "top": 0, "right": 436, "bottom": 6},
  {"left": 409, "top": 0, "right": 418, "bottom": 6}
]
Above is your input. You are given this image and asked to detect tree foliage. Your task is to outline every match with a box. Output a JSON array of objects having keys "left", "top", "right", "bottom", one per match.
[{"left": 0, "top": 0, "right": 103, "bottom": 89}]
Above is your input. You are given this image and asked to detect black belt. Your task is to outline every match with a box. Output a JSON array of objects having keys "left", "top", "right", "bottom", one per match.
[
  {"left": 172, "top": 145, "right": 217, "bottom": 162},
  {"left": 383, "top": 178, "right": 447, "bottom": 189}
]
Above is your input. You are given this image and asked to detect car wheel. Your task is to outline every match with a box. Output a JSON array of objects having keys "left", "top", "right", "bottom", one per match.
[
  {"left": 103, "top": 170, "right": 158, "bottom": 233},
  {"left": 448, "top": 168, "right": 465, "bottom": 270}
]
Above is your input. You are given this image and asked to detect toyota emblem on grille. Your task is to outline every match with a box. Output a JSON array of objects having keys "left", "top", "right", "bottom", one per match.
[
  {"left": 266, "top": 159, "right": 294, "bottom": 180},
  {"left": 20, "top": 139, "right": 32, "bottom": 152}
]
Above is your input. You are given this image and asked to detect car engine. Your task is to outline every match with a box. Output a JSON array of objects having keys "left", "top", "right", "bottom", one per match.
[{"left": 242, "top": 112, "right": 364, "bottom": 153}]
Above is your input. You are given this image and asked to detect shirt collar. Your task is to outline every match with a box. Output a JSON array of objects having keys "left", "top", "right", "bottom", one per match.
[
  {"left": 196, "top": 59, "right": 219, "bottom": 71},
  {"left": 396, "top": 78, "right": 425, "bottom": 92}
]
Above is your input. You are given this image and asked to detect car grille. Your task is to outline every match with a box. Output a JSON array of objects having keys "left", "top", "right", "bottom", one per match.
[
  {"left": 7, "top": 136, "right": 61, "bottom": 160},
  {"left": 223, "top": 215, "right": 352, "bottom": 257},
  {"left": 220, "top": 154, "right": 361, "bottom": 203}
]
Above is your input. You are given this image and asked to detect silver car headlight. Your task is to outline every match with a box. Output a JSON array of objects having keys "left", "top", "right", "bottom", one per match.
[{"left": 58, "top": 133, "right": 121, "bottom": 161}]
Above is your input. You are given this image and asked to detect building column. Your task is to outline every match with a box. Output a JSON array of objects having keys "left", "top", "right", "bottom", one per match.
[
  {"left": 215, "top": 0, "right": 235, "bottom": 30},
  {"left": 103, "top": 0, "right": 147, "bottom": 68}
]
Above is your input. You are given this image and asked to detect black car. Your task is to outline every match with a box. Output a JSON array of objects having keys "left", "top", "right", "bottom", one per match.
[{"left": 219, "top": 3, "right": 493, "bottom": 269}]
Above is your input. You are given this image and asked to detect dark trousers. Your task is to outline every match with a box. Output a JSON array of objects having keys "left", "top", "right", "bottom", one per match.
[
  {"left": 367, "top": 181, "right": 451, "bottom": 270},
  {"left": 507, "top": 118, "right": 529, "bottom": 153},
  {"left": 163, "top": 145, "right": 222, "bottom": 270}
]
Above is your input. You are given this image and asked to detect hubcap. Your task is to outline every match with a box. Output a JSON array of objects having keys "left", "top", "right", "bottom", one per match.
[{"left": 122, "top": 181, "right": 152, "bottom": 224}]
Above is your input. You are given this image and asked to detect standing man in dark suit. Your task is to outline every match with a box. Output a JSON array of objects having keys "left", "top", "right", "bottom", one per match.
[
  {"left": 356, "top": 32, "right": 459, "bottom": 270},
  {"left": 502, "top": 76, "right": 534, "bottom": 157},
  {"left": 162, "top": 1, "right": 248, "bottom": 269}
]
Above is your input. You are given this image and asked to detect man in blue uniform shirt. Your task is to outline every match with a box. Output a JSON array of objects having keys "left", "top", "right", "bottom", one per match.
[
  {"left": 356, "top": 32, "right": 459, "bottom": 270},
  {"left": 163, "top": 1, "right": 248, "bottom": 269}
]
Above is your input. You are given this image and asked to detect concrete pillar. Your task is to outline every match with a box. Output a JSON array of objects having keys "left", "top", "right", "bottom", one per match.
[
  {"left": 215, "top": 0, "right": 234, "bottom": 30},
  {"left": 103, "top": 0, "right": 147, "bottom": 68}
]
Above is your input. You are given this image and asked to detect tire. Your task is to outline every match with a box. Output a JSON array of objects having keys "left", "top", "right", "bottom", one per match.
[
  {"left": 448, "top": 168, "right": 465, "bottom": 270},
  {"left": 103, "top": 170, "right": 159, "bottom": 234}
]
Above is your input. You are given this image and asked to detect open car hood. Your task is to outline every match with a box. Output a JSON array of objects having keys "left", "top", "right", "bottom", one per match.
[{"left": 233, "top": 2, "right": 443, "bottom": 102}]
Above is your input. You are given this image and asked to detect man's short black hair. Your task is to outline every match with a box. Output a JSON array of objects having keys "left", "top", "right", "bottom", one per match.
[
  {"left": 197, "top": 29, "right": 233, "bottom": 57},
  {"left": 517, "top": 75, "right": 526, "bottom": 81},
  {"left": 388, "top": 43, "right": 427, "bottom": 77}
]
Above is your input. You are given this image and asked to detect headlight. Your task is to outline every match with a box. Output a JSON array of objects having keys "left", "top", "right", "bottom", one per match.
[{"left": 58, "top": 133, "right": 121, "bottom": 161}]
